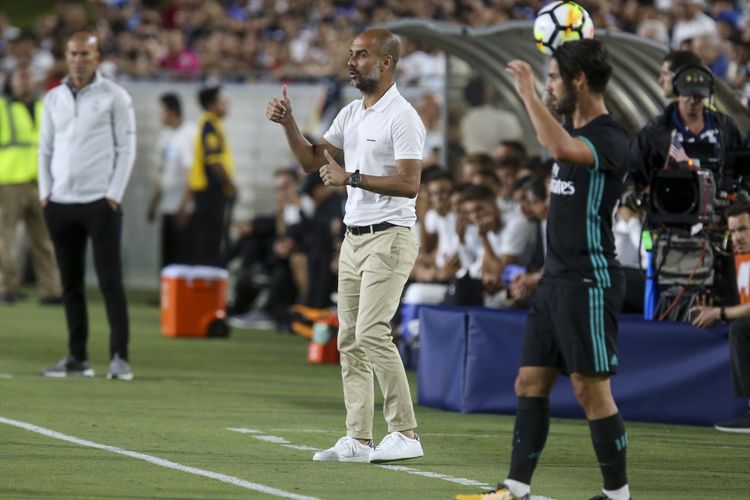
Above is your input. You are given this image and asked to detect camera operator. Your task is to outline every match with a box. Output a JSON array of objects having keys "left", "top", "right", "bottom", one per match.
[
  {"left": 658, "top": 50, "right": 702, "bottom": 99},
  {"left": 630, "top": 63, "right": 746, "bottom": 193},
  {"left": 691, "top": 201, "right": 750, "bottom": 433}
]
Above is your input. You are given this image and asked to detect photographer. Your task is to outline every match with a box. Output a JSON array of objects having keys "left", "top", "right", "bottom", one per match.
[
  {"left": 691, "top": 201, "right": 750, "bottom": 433},
  {"left": 630, "top": 64, "right": 746, "bottom": 193}
]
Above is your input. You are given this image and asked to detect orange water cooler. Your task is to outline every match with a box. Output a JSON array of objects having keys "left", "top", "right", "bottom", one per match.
[{"left": 160, "top": 265, "right": 230, "bottom": 338}]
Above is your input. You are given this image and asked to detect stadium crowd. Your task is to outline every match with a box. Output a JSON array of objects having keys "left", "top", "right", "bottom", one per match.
[{"left": 1, "top": 1, "right": 750, "bottom": 97}]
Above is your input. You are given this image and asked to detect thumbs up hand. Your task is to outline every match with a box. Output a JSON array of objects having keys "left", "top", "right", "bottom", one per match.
[
  {"left": 319, "top": 149, "right": 349, "bottom": 187},
  {"left": 266, "top": 84, "right": 293, "bottom": 125}
]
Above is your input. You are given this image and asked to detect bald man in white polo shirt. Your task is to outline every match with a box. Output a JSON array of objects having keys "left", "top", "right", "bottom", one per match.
[{"left": 267, "top": 29, "right": 426, "bottom": 464}]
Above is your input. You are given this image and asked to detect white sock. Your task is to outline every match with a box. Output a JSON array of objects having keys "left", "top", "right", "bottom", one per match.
[
  {"left": 603, "top": 484, "right": 630, "bottom": 500},
  {"left": 503, "top": 479, "right": 531, "bottom": 497}
]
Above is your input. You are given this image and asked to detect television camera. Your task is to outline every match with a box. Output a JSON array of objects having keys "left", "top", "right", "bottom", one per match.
[{"left": 641, "top": 144, "right": 750, "bottom": 321}]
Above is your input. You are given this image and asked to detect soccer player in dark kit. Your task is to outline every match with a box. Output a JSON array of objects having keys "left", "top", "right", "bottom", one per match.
[{"left": 457, "top": 39, "right": 631, "bottom": 500}]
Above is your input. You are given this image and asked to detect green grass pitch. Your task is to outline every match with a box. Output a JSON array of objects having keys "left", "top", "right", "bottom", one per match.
[{"left": 1, "top": 291, "right": 748, "bottom": 499}]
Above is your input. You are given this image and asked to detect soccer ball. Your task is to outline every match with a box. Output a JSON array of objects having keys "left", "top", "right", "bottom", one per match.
[{"left": 533, "top": 1, "right": 595, "bottom": 55}]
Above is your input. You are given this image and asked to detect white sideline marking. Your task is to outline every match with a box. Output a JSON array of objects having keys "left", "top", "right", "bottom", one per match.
[
  {"left": 375, "top": 465, "right": 490, "bottom": 487},
  {"left": 228, "top": 429, "right": 317, "bottom": 450},
  {"left": 0, "top": 417, "right": 319, "bottom": 500},
  {"left": 256, "top": 435, "right": 291, "bottom": 444}
]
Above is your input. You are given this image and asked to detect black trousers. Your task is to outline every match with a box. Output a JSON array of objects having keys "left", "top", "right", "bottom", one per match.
[
  {"left": 729, "top": 318, "right": 750, "bottom": 398},
  {"left": 44, "top": 199, "right": 129, "bottom": 361},
  {"left": 191, "top": 190, "right": 231, "bottom": 267},
  {"left": 161, "top": 214, "right": 191, "bottom": 268}
]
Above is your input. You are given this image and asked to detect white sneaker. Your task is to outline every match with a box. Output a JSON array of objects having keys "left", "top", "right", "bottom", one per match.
[
  {"left": 369, "top": 431, "right": 423, "bottom": 463},
  {"left": 312, "top": 436, "right": 373, "bottom": 462}
]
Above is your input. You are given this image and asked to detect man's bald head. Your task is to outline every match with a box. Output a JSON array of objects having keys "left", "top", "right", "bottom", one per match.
[{"left": 357, "top": 29, "right": 400, "bottom": 69}]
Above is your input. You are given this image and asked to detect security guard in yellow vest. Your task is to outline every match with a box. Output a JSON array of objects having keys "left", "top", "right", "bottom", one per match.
[
  {"left": 180, "top": 86, "right": 235, "bottom": 267},
  {"left": 0, "top": 65, "right": 61, "bottom": 304}
]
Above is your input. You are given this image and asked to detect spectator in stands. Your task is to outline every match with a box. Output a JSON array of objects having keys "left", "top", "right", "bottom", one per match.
[
  {"left": 671, "top": 0, "right": 718, "bottom": 50},
  {"left": 39, "top": 31, "right": 136, "bottom": 380},
  {"left": 0, "top": 10, "right": 20, "bottom": 45},
  {"left": 691, "top": 33, "right": 730, "bottom": 80},
  {"left": 160, "top": 29, "right": 200, "bottom": 80},
  {"left": 292, "top": 172, "right": 344, "bottom": 309},
  {"left": 495, "top": 155, "right": 524, "bottom": 219},
  {"left": 1, "top": 31, "right": 54, "bottom": 86},
  {"left": 459, "top": 183, "right": 534, "bottom": 307},
  {"left": 184, "top": 85, "right": 235, "bottom": 267},
  {"left": 691, "top": 201, "right": 750, "bottom": 433},
  {"left": 457, "top": 152, "right": 494, "bottom": 183},
  {"left": 147, "top": 93, "right": 195, "bottom": 269},
  {"left": 416, "top": 92, "right": 443, "bottom": 166},
  {"left": 630, "top": 63, "right": 746, "bottom": 192},
  {"left": 398, "top": 38, "right": 445, "bottom": 91},
  {"left": 228, "top": 168, "right": 304, "bottom": 329},
  {"left": 0, "top": 65, "right": 62, "bottom": 305},
  {"left": 658, "top": 50, "right": 702, "bottom": 99},
  {"left": 469, "top": 165, "right": 501, "bottom": 195},
  {"left": 412, "top": 170, "right": 460, "bottom": 285},
  {"left": 460, "top": 76, "right": 522, "bottom": 155},
  {"left": 508, "top": 175, "right": 549, "bottom": 308},
  {"left": 613, "top": 203, "right": 647, "bottom": 314},
  {"left": 492, "top": 139, "right": 527, "bottom": 164},
  {"left": 727, "top": 30, "right": 750, "bottom": 105}
]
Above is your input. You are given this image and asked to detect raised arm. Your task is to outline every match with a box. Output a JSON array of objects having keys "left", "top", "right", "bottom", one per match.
[
  {"left": 266, "top": 84, "right": 342, "bottom": 172},
  {"left": 506, "top": 60, "right": 594, "bottom": 167}
]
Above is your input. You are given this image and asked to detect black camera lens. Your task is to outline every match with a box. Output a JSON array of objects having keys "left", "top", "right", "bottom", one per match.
[{"left": 652, "top": 177, "right": 698, "bottom": 215}]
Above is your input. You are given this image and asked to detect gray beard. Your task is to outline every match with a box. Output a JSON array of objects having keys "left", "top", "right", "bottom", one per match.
[{"left": 352, "top": 63, "right": 381, "bottom": 94}]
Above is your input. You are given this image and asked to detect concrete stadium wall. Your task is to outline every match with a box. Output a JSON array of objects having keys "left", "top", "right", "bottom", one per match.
[{"left": 109, "top": 82, "right": 325, "bottom": 290}]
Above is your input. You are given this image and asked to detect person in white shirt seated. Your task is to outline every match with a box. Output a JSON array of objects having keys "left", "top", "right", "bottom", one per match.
[
  {"left": 406, "top": 171, "right": 461, "bottom": 305},
  {"left": 455, "top": 184, "right": 537, "bottom": 307},
  {"left": 613, "top": 203, "right": 647, "bottom": 314},
  {"left": 508, "top": 175, "right": 550, "bottom": 308}
]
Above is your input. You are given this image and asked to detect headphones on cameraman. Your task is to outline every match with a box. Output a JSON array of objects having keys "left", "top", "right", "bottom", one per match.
[{"left": 671, "top": 64, "right": 715, "bottom": 97}]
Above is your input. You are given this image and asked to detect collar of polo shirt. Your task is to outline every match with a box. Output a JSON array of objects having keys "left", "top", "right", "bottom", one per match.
[{"left": 361, "top": 83, "right": 399, "bottom": 112}]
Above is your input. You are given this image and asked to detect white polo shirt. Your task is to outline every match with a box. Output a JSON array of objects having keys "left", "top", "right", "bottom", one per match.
[{"left": 323, "top": 83, "right": 425, "bottom": 227}]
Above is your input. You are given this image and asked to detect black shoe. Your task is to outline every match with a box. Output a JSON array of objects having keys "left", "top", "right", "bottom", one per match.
[
  {"left": 589, "top": 496, "right": 631, "bottom": 500},
  {"left": 714, "top": 414, "right": 750, "bottom": 433},
  {"left": 42, "top": 356, "right": 95, "bottom": 378},
  {"left": 1, "top": 291, "right": 26, "bottom": 304}
]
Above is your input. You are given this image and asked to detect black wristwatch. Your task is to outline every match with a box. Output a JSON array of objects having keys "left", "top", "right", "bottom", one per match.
[
  {"left": 720, "top": 305, "right": 728, "bottom": 322},
  {"left": 348, "top": 169, "right": 362, "bottom": 188}
]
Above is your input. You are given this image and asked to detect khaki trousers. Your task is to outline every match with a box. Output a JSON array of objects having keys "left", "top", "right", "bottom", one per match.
[
  {"left": 337, "top": 226, "right": 418, "bottom": 439},
  {"left": 0, "top": 183, "right": 61, "bottom": 298}
]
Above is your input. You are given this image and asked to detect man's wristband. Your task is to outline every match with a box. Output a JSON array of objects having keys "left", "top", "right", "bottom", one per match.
[{"left": 720, "top": 305, "right": 728, "bottom": 322}]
